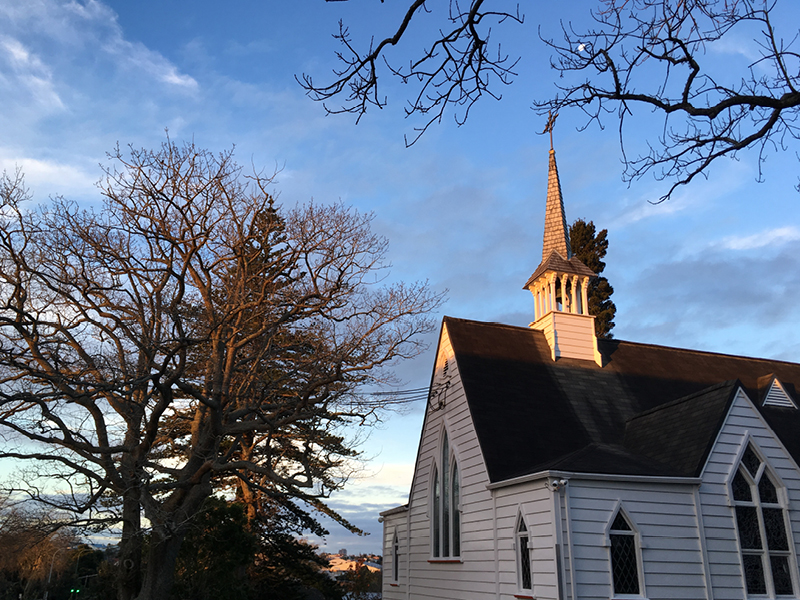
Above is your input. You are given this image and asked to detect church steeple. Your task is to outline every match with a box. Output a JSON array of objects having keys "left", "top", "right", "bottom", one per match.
[
  {"left": 524, "top": 128, "right": 602, "bottom": 366},
  {"left": 542, "top": 149, "right": 571, "bottom": 262}
]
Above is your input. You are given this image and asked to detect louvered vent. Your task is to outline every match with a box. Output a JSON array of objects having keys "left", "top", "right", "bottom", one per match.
[{"left": 763, "top": 379, "right": 797, "bottom": 408}]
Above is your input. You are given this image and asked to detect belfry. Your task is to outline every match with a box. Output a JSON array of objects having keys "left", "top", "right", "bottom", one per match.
[{"left": 523, "top": 125, "right": 602, "bottom": 366}]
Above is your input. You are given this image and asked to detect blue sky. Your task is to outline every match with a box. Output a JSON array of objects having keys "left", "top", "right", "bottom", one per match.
[{"left": 2, "top": 0, "right": 800, "bottom": 554}]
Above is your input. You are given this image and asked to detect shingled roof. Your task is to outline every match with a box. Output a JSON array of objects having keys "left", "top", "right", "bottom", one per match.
[
  {"left": 523, "top": 249, "right": 597, "bottom": 289},
  {"left": 541, "top": 149, "right": 571, "bottom": 262},
  {"left": 444, "top": 316, "right": 800, "bottom": 483}
]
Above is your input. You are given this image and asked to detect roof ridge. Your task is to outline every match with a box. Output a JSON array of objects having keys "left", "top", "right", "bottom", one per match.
[
  {"left": 600, "top": 337, "right": 800, "bottom": 366},
  {"left": 626, "top": 380, "right": 740, "bottom": 423},
  {"left": 445, "top": 317, "right": 800, "bottom": 366},
  {"left": 442, "top": 315, "right": 527, "bottom": 331}
]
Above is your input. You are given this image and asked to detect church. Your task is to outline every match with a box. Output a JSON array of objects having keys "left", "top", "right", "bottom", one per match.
[{"left": 380, "top": 145, "right": 800, "bottom": 600}]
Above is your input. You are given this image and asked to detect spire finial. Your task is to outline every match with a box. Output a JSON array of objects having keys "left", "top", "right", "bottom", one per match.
[{"left": 542, "top": 111, "right": 559, "bottom": 151}]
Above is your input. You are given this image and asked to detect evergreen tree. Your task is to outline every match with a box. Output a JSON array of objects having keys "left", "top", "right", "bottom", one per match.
[{"left": 569, "top": 219, "right": 616, "bottom": 339}]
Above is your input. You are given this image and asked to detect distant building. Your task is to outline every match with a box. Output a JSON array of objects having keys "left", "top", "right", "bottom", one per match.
[
  {"left": 381, "top": 146, "right": 800, "bottom": 600},
  {"left": 325, "top": 555, "right": 381, "bottom": 574}
]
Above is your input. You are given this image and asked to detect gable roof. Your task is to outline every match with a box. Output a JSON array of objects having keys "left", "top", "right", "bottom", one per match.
[{"left": 444, "top": 316, "right": 800, "bottom": 483}]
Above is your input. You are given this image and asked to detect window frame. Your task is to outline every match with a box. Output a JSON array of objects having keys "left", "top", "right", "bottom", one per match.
[
  {"left": 729, "top": 438, "right": 799, "bottom": 598},
  {"left": 392, "top": 530, "right": 400, "bottom": 583},
  {"left": 430, "top": 430, "right": 461, "bottom": 560},
  {"left": 605, "top": 505, "right": 645, "bottom": 599},
  {"left": 516, "top": 513, "right": 533, "bottom": 592}
]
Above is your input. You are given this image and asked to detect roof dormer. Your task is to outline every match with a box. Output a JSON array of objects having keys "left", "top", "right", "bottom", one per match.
[{"left": 758, "top": 374, "right": 797, "bottom": 408}]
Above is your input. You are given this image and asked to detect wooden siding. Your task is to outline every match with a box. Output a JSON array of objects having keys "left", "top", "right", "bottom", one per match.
[
  {"left": 566, "top": 479, "right": 707, "bottom": 600},
  {"left": 384, "top": 330, "right": 800, "bottom": 600},
  {"left": 382, "top": 510, "right": 408, "bottom": 600},
  {"left": 531, "top": 311, "right": 601, "bottom": 365},
  {"left": 698, "top": 389, "right": 800, "bottom": 600},
  {"left": 401, "top": 323, "right": 500, "bottom": 600},
  {"left": 495, "top": 481, "right": 558, "bottom": 600}
]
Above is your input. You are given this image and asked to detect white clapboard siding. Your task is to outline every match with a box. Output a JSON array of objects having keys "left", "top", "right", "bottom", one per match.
[
  {"left": 397, "top": 322, "right": 498, "bottom": 600},
  {"left": 566, "top": 479, "right": 707, "bottom": 600},
  {"left": 698, "top": 389, "right": 800, "bottom": 600},
  {"left": 382, "top": 510, "right": 408, "bottom": 600},
  {"left": 495, "top": 481, "right": 559, "bottom": 600}
]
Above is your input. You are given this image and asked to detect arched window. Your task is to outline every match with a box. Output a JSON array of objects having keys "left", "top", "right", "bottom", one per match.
[
  {"left": 608, "top": 509, "right": 642, "bottom": 596},
  {"left": 392, "top": 531, "right": 400, "bottom": 583},
  {"left": 731, "top": 441, "right": 796, "bottom": 597},
  {"left": 517, "top": 515, "right": 532, "bottom": 591},
  {"left": 432, "top": 432, "right": 460, "bottom": 558},
  {"left": 432, "top": 465, "right": 441, "bottom": 557}
]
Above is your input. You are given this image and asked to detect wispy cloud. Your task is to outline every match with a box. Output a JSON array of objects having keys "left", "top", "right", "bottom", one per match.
[
  {"left": 0, "top": 36, "right": 64, "bottom": 112},
  {"left": 0, "top": 0, "right": 198, "bottom": 94},
  {"left": 717, "top": 226, "right": 800, "bottom": 251},
  {"left": 0, "top": 152, "right": 96, "bottom": 199},
  {"left": 102, "top": 31, "right": 199, "bottom": 92},
  {"left": 708, "top": 34, "right": 761, "bottom": 62}
]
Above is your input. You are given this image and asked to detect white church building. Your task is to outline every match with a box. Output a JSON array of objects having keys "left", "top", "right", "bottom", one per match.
[{"left": 380, "top": 147, "right": 800, "bottom": 600}]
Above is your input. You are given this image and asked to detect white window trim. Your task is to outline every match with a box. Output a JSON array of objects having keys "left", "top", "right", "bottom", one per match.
[
  {"left": 728, "top": 436, "right": 800, "bottom": 598},
  {"left": 429, "top": 429, "right": 462, "bottom": 560},
  {"left": 515, "top": 512, "right": 533, "bottom": 593},
  {"left": 604, "top": 503, "right": 646, "bottom": 599},
  {"left": 391, "top": 530, "right": 400, "bottom": 583}
]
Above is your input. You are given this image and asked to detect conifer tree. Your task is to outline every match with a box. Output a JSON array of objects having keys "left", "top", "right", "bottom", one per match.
[{"left": 570, "top": 219, "right": 616, "bottom": 338}]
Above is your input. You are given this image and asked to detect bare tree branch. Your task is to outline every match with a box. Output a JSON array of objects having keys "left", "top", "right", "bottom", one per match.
[
  {"left": 299, "top": 0, "right": 524, "bottom": 145},
  {"left": 307, "top": 0, "right": 800, "bottom": 199},
  {"left": 536, "top": 0, "right": 800, "bottom": 200}
]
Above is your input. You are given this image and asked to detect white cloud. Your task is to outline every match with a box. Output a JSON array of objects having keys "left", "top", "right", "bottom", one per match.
[
  {"left": 613, "top": 191, "right": 693, "bottom": 226},
  {"left": 708, "top": 34, "right": 760, "bottom": 62},
  {"left": 102, "top": 31, "right": 199, "bottom": 92},
  {"left": 0, "top": 36, "right": 64, "bottom": 112},
  {"left": 718, "top": 226, "right": 800, "bottom": 251},
  {"left": 0, "top": 152, "right": 96, "bottom": 199},
  {"left": 0, "top": 0, "right": 198, "bottom": 94}
]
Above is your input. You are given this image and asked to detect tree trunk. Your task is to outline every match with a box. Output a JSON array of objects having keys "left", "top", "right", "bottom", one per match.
[
  {"left": 134, "top": 530, "right": 187, "bottom": 600},
  {"left": 135, "top": 477, "right": 213, "bottom": 600},
  {"left": 117, "top": 493, "right": 142, "bottom": 600}
]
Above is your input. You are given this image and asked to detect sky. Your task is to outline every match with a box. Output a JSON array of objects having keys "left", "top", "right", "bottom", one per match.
[{"left": 2, "top": 0, "right": 800, "bottom": 555}]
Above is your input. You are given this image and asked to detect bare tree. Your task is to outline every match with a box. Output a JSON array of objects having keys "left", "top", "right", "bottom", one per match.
[
  {"left": 539, "top": 0, "right": 800, "bottom": 200},
  {"left": 298, "top": 0, "right": 523, "bottom": 145},
  {"left": 0, "top": 143, "right": 442, "bottom": 600},
  {"left": 306, "top": 0, "right": 800, "bottom": 199}
]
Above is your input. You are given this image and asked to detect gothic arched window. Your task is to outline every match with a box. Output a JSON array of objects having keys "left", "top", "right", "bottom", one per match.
[
  {"left": 431, "top": 432, "right": 460, "bottom": 558},
  {"left": 608, "top": 509, "right": 642, "bottom": 596},
  {"left": 731, "top": 441, "right": 796, "bottom": 597},
  {"left": 517, "top": 515, "right": 532, "bottom": 591},
  {"left": 392, "top": 531, "right": 400, "bottom": 583}
]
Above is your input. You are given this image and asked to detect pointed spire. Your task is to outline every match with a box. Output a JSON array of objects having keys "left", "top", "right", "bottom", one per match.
[{"left": 542, "top": 149, "right": 571, "bottom": 261}]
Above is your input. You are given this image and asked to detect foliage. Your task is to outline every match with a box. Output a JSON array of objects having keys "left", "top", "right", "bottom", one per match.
[
  {"left": 308, "top": 1, "right": 800, "bottom": 198},
  {"left": 0, "top": 141, "right": 442, "bottom": 600},
  {"left": 170, "top": 498, "right": 257, "bottom": 600},
  {"left": 337, "top": 559, "right": 382, "bottom": 600},
  {"left": 570, "top": 219, "right": 616, "bottom": 338},
  {"left": 0, "top": 499, "right": 83, "bottom": 600},
  {"left": 250, "top": 534, "right": 344, "bottom": 600},
  {"left": 172, "top": 497, "right": 343, "bottom": 600}
]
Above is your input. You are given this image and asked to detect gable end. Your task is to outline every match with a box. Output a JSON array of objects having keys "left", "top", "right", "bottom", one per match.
[{"left": 763, "top": 378, "right": 797, "bottom": 409}]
